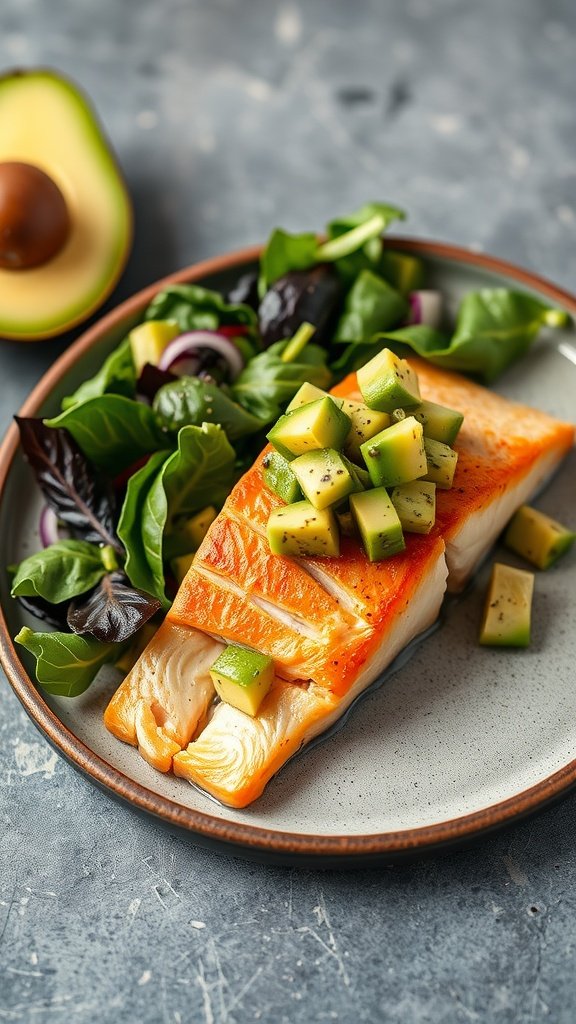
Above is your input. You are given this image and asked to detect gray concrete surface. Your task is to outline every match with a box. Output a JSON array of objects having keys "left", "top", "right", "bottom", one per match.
[{"left": 2, "top": 1, "right": 576, "bottom": 1020}]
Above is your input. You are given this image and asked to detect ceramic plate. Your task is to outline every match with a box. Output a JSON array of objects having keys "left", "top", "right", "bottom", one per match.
[{"left": 1, "top": 240, "right": 575, "bottom": 866}]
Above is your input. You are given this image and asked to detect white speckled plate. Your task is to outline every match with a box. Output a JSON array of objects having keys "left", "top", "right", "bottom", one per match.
[{"left": 1, "top": 240, "right": 575, "bottom": 865}]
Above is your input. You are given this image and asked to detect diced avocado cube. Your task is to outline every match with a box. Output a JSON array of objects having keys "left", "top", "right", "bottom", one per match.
[
  {"left": 209, "top": 645, "right": 274, "bottom": 717},
  {"left": 350, "top": 488, "right": 405, "bottom": 562},
  {"left": 337, "top": 511, "right": 356, "bottom": 537},
  {"left": 357, "top": 348, "right": 421, "bottom": 413},
  {"left": 341, "top": 398, "right": 391, "bottom": 463},
  {"left": 360, "top": 416, "right": 426, "bottom": 488},
  {"left": 291, "top": 449, "right": 357, "bottom": 510},
  {"left": 412, "top": 399, "right": 464, "bottom": 445},
  {"left": 267, "top": 501, "right": 340, "bottom": 558},
  {"left": 170, "top": 552, "right": 196, "bottom": 586},
  {"left": 380, "top": 251, "right": 424, "bottom": 295},
  {"left": 479, "top": 563, "right": 534, "bottom": 647},
  {"left": 390, "top": 480, "right": 437, "bottom": 535},
  {"left": 505, "top": 506, "right": 576, "bottom": 570},
  {"left": 164, "top": 506, "right": 217, "bottom": 559},
  {"left": 128, "top": 320, "right": 180, "bottom": 376},
  {"left": 423, "top": 437, "right": 458, "bottom": 489},
  {"left": 262, "top": 451, "right": 303, "bottom": 504},
  {"left": 266, "top": 397, "right": 351, "bottom": 460},
  {"left": 286, "top": 382, "right": 343, "bottom": 412}
]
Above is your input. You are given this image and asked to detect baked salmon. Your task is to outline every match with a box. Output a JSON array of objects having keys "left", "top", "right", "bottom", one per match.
[{"left": 104, "top": 363, "right": 574, "bottom": 805}]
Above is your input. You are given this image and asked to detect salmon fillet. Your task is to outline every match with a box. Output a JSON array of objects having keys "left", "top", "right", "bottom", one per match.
[{"left": 104, "top": 362, "right": 574, "bottom": 805}]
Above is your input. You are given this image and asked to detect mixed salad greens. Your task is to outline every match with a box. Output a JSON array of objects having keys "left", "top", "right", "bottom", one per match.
[{"left": 11, "top": 201, "right": 569, "bottom": 696}]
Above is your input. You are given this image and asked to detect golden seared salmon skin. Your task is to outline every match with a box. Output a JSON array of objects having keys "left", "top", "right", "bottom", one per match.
[{"left": 104, "top": 362, "right": 573, "bottom": 806}]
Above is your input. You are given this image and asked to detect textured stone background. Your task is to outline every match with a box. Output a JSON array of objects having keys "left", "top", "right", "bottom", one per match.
[{"left": 1, "top": 1, "right": 576, "bottom": 1021}]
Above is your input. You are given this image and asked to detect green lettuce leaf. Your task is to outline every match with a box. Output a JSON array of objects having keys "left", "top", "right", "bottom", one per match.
[
  {"left": 153, "top": 377, "right": 264, "bottom": 439},
  {"left": 61, "top": 338, "right": 136, "bottom": 411},
  {"left": 15, "top": 626, "right": 120, "bottom": 697},
  {"left": 231, "top": 340, "right": 332, "bottom": 422},
  {"left": 144, "top": 284, "right": 257, "bottom": 334},
  {"left": 10, "top": 540, "right": 112, "bottom": 604},
  {"left": 45, "top": 395, "right": 167, "bottom": 474}
]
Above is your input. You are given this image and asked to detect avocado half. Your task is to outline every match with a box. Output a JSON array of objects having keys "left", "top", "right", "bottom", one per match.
[{"left": 0, "top": 69, "right": 132, "bottom": 341}]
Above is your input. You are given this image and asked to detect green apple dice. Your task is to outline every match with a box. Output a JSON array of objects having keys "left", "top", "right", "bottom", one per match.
[{"left": 360, "top": 417, "right": 426, "bottom": 488}]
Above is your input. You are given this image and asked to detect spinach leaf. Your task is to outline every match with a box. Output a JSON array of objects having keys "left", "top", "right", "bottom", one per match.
[
  {"left": 259, "top": 229, "right": 319, "bottom": 294},
  {"left": 15, "top": 418, "right": 120, "bottom": 552},
  {"left": 141, "top": 424, "right": 236, "bottom": 606},
  {"left": 144, "top": 284, "right": 257, "bottom": 334},
  {"left": 117, "top": 450, "right": 170, "bottom": 597},
  {"left": 61, "top": 338, "right": 136, "bottom": 411},
  {"left": 231, "top": 341, "right": 332, "bottom": 421},
  {"left": 10, "top": 541, "right": 111, "bottom": 604},
  {"left": 377, "top": 291, "right": 569, "bottom": 382},
  {"left": 45, "top": 395, "right": 167, "bottom": 475},
  {"left": 67, "top": 572, "right": 161, "bottom": 644},
  {"left": 153, "top": 376, "right": 264, "bottom": 439},
  {"left": 333, "top": 270, "right": 408, "bottom": 343},
  {"left": 15, "top": 626, "right": 120, "bottom": 698}
]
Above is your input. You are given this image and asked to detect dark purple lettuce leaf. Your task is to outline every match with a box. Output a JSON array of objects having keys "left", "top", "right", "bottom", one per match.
[
  {"left": 67, "top": 571, "right": 161, "bottom": 644},
  {"left": 15, "top": 417, "right": 121, "bottom": 553},
  {"left": 136, "top": 363, "right": 178, "bottom": 401},
  {"left": 258, "top": 264, "right": 343, "bottom": 347},
  {"left": 16, "top": 594, "right": 71, "bottom": 629}
]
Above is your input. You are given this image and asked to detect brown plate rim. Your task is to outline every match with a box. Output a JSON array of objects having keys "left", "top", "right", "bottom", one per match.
[{"left": 2, "top": 237, "right": 576, "bottom": 861}]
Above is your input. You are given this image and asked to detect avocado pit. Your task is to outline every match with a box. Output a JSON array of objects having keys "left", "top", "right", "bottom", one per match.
[{"left": 0, "top": 161, "right": 71, "bottom": 269}]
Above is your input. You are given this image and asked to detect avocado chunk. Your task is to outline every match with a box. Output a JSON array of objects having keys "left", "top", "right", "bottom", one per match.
[
  {"left": 341, "top": 398, "right": 391, "bottom": 463},
  {"left": 291, "top": 449, "right": 358, "bottom": 510},
  {"left": 423, "top": 437, "right": 458, "bottom": 489},
  {"left": 267, "top": 501, "right": 340, "bottom": 558},
  {"left": 357, "top": 348, "right": 421, "bottom": 413},
  {"left": 390, "top": 480, "right": 436, "bottom": 535},
  {"left": 479, "top": 563, "right": 534, "bottom": 647},
  {"left": 350, "top": 488, "right": 405, "bottom": 562},
  {"left": 170, "top": 552, "right": 196, "bottom": 586},
  {"left": 267, "top": 397, "right": 351, "bottom": 460},
  {"left": 0, "top": 69, "right": 132, "bottom": 340},
  {"left": 360, "top": 416, "right": 427, "bottom": 488},
  {"left": 412, "top": 400, "right": 464, "bottom": 445},
  {"left": 164, "top": 506, "right": 217, "bottom": 559},
  {"left": 504, "top": 505, "right": 576, "bottom": 570},
  {"left": 129, "top": 320, "right": 180, "bottom": 376},
  {"left": 262, "top": 451, "right": 303, "bottom": 504},
  {"left": 286, "top": 382, "right": 342, "bottom": 412},
  {"left": 209, "top": 645, "right": 274, "bottom": 717}
]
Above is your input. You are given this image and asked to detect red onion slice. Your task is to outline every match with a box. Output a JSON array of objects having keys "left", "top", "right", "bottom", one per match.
[
  {"left": 158, "top": 331, "right": 245, "bottom": 380},
  {"left": 39, "top": 505, "right": 61, "bottom": 548},
  {"left": 408, "top": 290, "right": 443, "bottom": 329}
]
